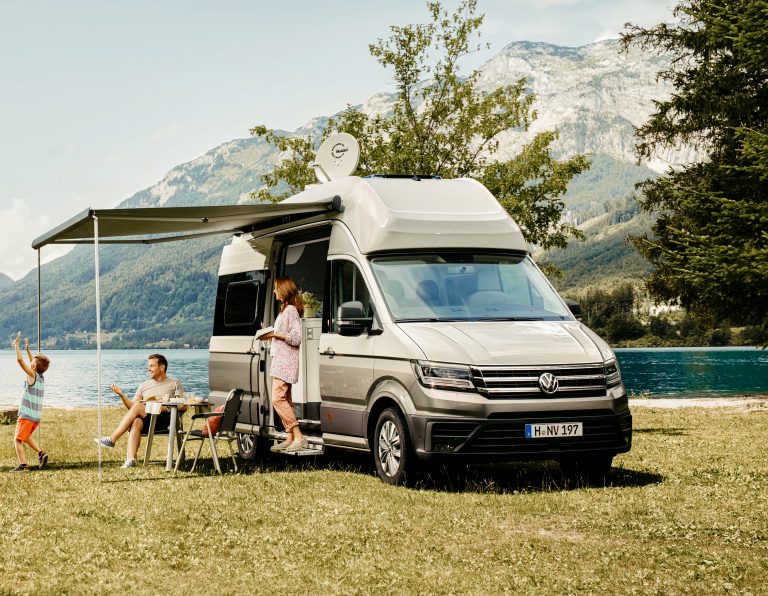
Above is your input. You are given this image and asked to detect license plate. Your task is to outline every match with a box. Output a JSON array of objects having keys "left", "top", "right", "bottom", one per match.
[{"left": 525, "top": 422, "right": 583, "bottom": 439}]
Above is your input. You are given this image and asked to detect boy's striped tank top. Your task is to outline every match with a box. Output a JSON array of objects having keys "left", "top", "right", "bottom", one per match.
[{"left": 19, "top": 372, "right": 45, "bottom": 422}]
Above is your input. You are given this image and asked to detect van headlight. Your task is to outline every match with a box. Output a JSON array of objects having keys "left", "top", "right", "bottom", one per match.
[
  {"left": 413, "top": 360, "right": 476, "bottom": 392},
  {"left": 605, "top": 359, "right": 622, "bottom": 388}
]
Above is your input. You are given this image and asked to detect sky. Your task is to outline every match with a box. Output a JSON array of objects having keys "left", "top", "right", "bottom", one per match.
[{"left": 0, "top": 0, "right": 675, "bottom": 281}]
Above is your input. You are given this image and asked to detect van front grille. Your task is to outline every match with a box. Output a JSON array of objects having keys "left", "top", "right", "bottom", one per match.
[{"left": 470, "top": 363, "right": 607, "bottom": 399}]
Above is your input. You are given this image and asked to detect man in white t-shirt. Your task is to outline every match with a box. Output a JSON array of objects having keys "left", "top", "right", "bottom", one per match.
[{"left": 94, "top": 353, "right": 185, "bottom": 468}]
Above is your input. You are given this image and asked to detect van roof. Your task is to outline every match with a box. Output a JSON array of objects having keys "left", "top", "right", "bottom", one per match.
[{"left": 283, "top": 176, "right": 527, "bottom": 254}]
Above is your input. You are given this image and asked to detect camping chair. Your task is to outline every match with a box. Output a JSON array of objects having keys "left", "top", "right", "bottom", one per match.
[{"left": 174, "top": 388, "right": 243, "bottom": 475}]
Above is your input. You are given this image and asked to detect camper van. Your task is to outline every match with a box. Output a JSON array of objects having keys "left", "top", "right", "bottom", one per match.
[{"left": 208, "top": 174, "right": 632, "bottom": 485}]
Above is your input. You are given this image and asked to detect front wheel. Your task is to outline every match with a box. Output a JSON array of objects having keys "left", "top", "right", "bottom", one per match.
[{"left": 373, "top": 408, "right": 414, "bottom": 486}]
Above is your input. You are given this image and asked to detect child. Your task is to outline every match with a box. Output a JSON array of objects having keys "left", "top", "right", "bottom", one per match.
[{"left": 11, "top": 333, "right": 51, "bottom": 472}]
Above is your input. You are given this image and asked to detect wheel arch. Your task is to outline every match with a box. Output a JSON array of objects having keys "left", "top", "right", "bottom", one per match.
[{"left": 365, "top": 377, "right": 414, "bottom": 449}]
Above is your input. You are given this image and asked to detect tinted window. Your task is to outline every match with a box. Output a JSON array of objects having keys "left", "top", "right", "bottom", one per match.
[
  {"left": 213, "top": 271, "right": 267, "bottom": 336},
  {"left": 328, "top": 260, "right": 372, "bottom": 333},
  {"left": 224, "top": 281, "right": 259, "bottom": 326}
]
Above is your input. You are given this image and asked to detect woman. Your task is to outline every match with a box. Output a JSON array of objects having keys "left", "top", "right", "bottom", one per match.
[{"left": 263, "top": 276, "right": 306, "bottom": 453}]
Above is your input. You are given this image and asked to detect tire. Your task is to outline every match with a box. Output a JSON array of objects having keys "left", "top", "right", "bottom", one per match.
[
  {"left": 373, "top": 407, "right": 414, "bottom": 486},
  {"left": 559, "top": 454, "right": 613, "bottom": 486},
  {"left": 237, "top": 432, "right": 269, "bottom": 460}
]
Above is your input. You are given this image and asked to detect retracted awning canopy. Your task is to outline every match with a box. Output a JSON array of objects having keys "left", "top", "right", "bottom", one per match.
[{"left": 31, "top": 198, "right": 341, "bottom": 249}]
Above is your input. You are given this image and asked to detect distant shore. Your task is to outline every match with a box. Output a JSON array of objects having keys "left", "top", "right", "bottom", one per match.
[
  {"left": 629, "top": 395, "right": 768, "bottom": 409},
  {"left": 2, "top": 395, "right": 768, "bottom": 412}
]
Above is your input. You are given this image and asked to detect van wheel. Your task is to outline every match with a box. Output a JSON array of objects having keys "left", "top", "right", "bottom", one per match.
[
  {"left": 237, "top": 433, "right": 269, "bottom": 460},
  {"left": 373, "top": 408, "right": 413, "bottom": 486},
  {"left": 559, "top": 455, "right": 613, "bottom": 486}
]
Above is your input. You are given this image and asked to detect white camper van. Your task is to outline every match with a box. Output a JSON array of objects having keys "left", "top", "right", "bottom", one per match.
[{"left": 208, "top": 174, "right": 632, "bottom": 485}]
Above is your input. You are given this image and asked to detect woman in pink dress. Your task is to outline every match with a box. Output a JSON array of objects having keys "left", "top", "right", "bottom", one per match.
[{"left": 263, "top": 276, "right": 306, "bottom": 452}]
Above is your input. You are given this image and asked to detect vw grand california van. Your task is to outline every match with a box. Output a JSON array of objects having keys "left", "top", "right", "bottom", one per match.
[{"left": 208, "top": 175, "right": 632, "bottom": 485}]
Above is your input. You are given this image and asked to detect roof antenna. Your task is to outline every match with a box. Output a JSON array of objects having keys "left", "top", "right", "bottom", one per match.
[{"left": 309, "top": 132, "right": 360, "bottom": 183}]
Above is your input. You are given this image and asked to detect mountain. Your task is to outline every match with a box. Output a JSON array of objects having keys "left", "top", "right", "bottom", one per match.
[
  {"left": 0, "top": 273, "right": 12, "bottom": 290},
  {"left": 0, "top": 39, "right": 676, "bottom": 348}
]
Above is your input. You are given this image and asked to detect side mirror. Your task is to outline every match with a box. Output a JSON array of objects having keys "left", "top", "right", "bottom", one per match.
[
  {"left": 337, "top": 301, "right": 373, "bottom": 336},
  {"left": 564, "top": 298, "right": 582, "bottom": 321}
]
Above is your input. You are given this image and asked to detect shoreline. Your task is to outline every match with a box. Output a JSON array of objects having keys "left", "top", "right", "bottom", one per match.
[
  {"left": 2, "top": 395, "right": 768, "bottom": 412},
  {"left": 629, "top": 395, "right": 768, "bottom": 409}
]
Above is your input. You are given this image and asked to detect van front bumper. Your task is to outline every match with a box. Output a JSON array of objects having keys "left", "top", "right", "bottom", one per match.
[{"left": 409, "top": 408, "right": 632, "bottom": 463}]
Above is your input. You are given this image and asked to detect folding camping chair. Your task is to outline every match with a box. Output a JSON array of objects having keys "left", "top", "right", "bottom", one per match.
[{"left": 173, "top": 388, "right": 242, "bottom": 475}]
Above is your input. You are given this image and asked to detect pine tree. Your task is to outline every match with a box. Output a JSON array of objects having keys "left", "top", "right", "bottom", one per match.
[{"left": 622, "top": 0, "right": 768, "bottom": 341}]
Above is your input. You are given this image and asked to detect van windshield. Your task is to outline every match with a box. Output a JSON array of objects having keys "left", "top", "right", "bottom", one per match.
[{"left": 370, "top": 253, "right": 573, "bottom": 322}]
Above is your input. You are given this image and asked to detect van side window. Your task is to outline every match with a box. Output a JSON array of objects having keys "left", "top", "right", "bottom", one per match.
[
  {"left": 213, "top": 271, "right": 267, "bottom": 336},
  {"left": 328, "top": 260, "right": 372, "bottom": 333},
  {"left": 225, "top": 281, "right": 260, "bottom": 326}
]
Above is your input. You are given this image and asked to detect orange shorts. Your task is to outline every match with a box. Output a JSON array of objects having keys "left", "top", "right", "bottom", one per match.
[{"left": 14, "top": 418, "right": 39, "bottom": 442}]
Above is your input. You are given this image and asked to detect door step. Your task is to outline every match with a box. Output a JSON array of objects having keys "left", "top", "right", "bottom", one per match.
[
  {"left": 280, "top": 445, "right": 323, "bottom": 457},
  {"left": 269, "top": 435, "right": 324, "bottom": 457}
]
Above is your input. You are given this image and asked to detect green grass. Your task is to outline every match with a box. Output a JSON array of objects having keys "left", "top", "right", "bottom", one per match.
[{"left": 1, "top": 405, "right": 767, "bottom": 594}]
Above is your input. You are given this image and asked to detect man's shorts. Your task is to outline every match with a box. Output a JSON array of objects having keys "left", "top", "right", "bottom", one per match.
[
  {"left": 140, "top": 411, "right": 171, "bottom": 435},
  {"left": 14, "top": 418, "right": 40, "bottom": 442}
]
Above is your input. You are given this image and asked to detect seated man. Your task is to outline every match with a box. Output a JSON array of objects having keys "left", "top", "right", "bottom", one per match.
[{"left": 94, "top": 353, "right": 185, "bottom": 468}]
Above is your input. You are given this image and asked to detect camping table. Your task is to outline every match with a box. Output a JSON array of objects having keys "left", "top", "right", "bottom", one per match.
[
  {"left": 143, "top": 400, "right": 212, "bottom": 471},
  {"left": 142, "top": 401, "right": 187, "bottom": 471}
]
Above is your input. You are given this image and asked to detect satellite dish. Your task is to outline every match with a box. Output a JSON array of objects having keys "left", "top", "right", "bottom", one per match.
[{"left": 310, "top": 132, "right": 360, "bottom": 183}]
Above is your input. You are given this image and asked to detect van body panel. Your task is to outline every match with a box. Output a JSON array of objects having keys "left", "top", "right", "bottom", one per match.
[
  {"left": 318, "top": 333, "right": 376, "bottom": 436},
  {"left": 284, "top": 177, "right": 527, "bottom": 254},
  {"left": 398, "top": 320, "right": 603, "bottom": 366},
  {"left": 218, "top": 237, "right": 266, "bottom": 275}
]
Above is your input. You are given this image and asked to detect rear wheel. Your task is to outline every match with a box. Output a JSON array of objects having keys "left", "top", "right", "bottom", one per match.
[
  {"left": 373, "top": 408, "right": 414, "bottom": 486},
  {"left": 559, "top": 455, "right": 613, "bottom": 486},
  {"left": 237, "top": 432, "right": 269, "bottom": 460}
]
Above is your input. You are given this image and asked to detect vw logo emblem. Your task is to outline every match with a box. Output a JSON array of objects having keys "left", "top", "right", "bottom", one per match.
[{"left": 538, "top": 372, "right": 559, "bottom": 394}]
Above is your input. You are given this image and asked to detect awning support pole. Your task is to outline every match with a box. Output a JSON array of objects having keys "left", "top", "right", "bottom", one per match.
[
  {"left": 94, "top": 216, "right": 103, "bottom": 482},
  {"left": 37, "top": 249, "right": 41, "bottom": 352},
  {"left": 36, "top": 248, "right": 42, "bottom": 450}
]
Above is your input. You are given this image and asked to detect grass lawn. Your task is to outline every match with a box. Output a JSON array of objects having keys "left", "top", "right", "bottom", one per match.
[{"left": 1, "top": 404, "right": 767, "bottom": 594}]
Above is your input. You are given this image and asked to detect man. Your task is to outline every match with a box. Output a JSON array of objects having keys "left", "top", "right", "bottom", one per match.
[{"left": 94, "top": 353, "right": 184, "bottom": 468}]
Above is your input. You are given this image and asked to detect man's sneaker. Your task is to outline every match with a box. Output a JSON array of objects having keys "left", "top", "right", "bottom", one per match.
[
  {"left": 120, "top": 459, "right": 136, "bottom": 469},
  {"left": 38, "top": 451, "right": 48, "bottom": 469},
  {"left": 11, "top": 464, "right": 29, "bottom": 472},
  {"left": 94, "top": 437, "right": 115, "bottom": 449}
]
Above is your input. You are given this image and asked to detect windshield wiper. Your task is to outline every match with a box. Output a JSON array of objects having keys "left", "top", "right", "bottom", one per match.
[
  {"left": 396, "top": 318, "right": 469, "bottom": 323},
  {"left": 480, "top": 317, "right": 544, "bottom": 321}
]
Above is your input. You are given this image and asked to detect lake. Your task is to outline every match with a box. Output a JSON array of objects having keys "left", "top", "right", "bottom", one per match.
[
  {"left": 614, "top": 346, "right": 768, "bottom": 398},
  {"left": 0, "top": 347, "right": 766, "bottom": 408}
]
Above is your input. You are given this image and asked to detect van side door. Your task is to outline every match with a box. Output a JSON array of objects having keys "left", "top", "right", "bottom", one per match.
[{"left": 319, "top": 259, "right": 376, "bottom": 439}]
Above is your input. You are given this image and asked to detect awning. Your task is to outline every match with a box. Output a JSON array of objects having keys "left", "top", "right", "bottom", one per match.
[
  {"left": 31, "top": 197, "right": 341, "bottom": 249},
  {"left": 31, "top": 194, "right": 342, "bottom": 482}
]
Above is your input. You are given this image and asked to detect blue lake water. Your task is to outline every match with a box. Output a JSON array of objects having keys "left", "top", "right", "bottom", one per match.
[
  {"left": 615, "top": 346, "right": 768, "bottom": 398},
  {"left": 0, "top": 349, "right": 210, "bottom": 408},
  {"left": 1, "top": 347, "right": 766, "bottom": 408}
]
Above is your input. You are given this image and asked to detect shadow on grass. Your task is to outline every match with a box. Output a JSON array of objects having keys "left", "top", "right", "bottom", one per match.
[
  {"left": 634, "top": 428, "right": 688, "bottom": 436},
  {"left": 228, "top": 450, "right": 665, "bottom": 494},
  {"left": 38, "top": 451, "right": 664, "bottom": 493}
]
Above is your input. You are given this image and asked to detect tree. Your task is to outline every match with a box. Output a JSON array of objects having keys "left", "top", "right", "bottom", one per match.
[
  {"left": 251, "top": 1, "right": 588, "bottom": 251},
  {"left": 622, "top": 0, "right": 768, "bottom": 342}
]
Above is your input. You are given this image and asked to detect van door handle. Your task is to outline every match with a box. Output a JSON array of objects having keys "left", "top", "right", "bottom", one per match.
[{"left": 321, "top": 348, "right": 335, "bottom": 358}]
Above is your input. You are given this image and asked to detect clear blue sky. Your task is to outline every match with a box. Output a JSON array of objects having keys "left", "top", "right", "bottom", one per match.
[{"left": 0, "top": 0, "right": 675, "bottom": 280}]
